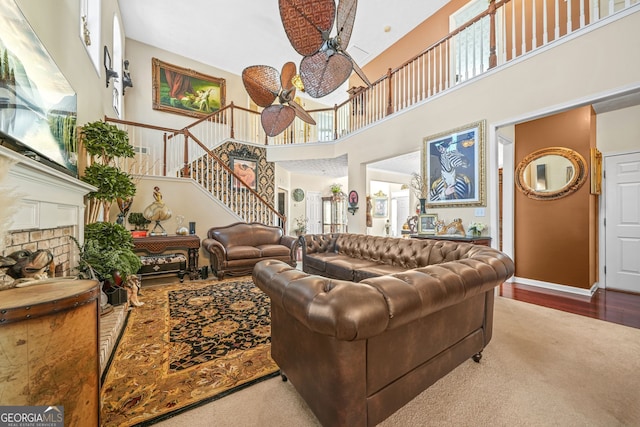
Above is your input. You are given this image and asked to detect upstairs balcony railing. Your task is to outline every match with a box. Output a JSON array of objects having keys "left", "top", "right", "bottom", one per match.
[{"left": 106, "top": 0, "right": 638, "bottom": 223}]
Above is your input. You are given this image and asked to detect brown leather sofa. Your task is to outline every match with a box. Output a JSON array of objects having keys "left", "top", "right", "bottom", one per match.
[
  {"left": 252, "top": 234, "right": 515, "bottom": 427},
  {"left": 202, "top": 222, "right": 298, "bottom": 279}
]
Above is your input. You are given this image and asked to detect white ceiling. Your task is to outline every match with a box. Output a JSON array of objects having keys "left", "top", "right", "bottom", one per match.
[{"left": 119, "top": 1, "right": 447, "bottom": 179}]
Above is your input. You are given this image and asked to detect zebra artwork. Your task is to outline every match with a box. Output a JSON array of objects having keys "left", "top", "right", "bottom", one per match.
[{"left": 429, "top": 143, "right": 473, "bottom": 201}]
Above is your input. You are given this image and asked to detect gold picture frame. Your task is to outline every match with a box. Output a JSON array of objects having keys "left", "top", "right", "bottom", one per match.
[
  {"left": 418, "top": 213, "right": 438, "bottom": 235},
  {"left": 590, "top": 148, "right": 602, "bottom": 195},
  {"left": 423, "top": 120, "right": 486, "bottom": 208},
  {"left": 152, "top": 58, "right": 226, "bottom": 118},
  {"left": 372, "top": 190, "right": 388, "bottom": 218}
]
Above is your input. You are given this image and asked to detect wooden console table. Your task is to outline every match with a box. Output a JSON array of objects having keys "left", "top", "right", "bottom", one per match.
[
  {"left": 133, "top": 235, "right": 201, "bottom": 279},
  {"left": 410, "top": 234, "right": 492, "bottom": 246}
]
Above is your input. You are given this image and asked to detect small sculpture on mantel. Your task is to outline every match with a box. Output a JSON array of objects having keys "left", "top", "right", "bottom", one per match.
[
  {"left": 143, "top": 186, "right": 172, "bottom": 236},
  {"left": 437, "top": 218, "right": 466, "bottom": 236}
]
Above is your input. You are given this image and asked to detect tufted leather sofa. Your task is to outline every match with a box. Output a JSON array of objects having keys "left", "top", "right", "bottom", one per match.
[
  {"left": 253, "top": 234, "right": 515, "bottom": 427},
  {"left": 301, "top": 232, "right": 486, "bottom": 281},
  {"left": 202, "top": 222, "right": 298, "bottom": 279}
]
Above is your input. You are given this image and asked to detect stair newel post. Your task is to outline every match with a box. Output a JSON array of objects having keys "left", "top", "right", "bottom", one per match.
[
  {"left": 333, "top": 104, "right": 338, "bottom": 140},
  {"left": 229, "top": 102, "right": 235, "bottom": 139},
  {"left": 489, "top": 0, "right": 497, "bottom": 69},
  {"left": 182, "top": 130, "right": 190, "bottom": 178},
  {"left": 386, "top": 68, "right": 394, "bottom": 116},
  {"left": 162, "top": 132, "right": 168, "bottom": 176}
]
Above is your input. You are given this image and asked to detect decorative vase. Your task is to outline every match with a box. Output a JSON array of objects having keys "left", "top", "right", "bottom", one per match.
[{"left": 419, "top": 198, "right": 427, "bottom": 215}]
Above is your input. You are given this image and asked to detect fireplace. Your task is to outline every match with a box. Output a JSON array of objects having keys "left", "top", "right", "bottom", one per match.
[{"left": 0, "top": 145, "right": 94, "bottom": 281}]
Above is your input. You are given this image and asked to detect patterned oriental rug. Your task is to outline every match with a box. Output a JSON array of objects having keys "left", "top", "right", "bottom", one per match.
[{"left": 100, "top": 278, "right": 279, "bottom": 427}]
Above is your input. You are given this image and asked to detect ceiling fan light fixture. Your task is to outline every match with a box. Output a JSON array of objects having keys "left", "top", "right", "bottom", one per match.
[{"left": 292, "top": 74, "right": 305, "bottom": 92}]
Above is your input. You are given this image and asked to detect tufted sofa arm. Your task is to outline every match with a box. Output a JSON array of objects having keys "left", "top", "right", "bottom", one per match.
[{"left": 253, "top": 243, "right": 514, "bottom": 341}]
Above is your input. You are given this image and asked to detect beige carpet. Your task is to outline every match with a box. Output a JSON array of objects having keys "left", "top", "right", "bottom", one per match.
[{"left": 151, "top": 296, "right": 640, "bottom": 427}]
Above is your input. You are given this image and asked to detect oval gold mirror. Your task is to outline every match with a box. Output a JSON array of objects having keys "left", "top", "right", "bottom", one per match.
[{"left": 515, "top": 147, "right": 588, "bottom": 200}]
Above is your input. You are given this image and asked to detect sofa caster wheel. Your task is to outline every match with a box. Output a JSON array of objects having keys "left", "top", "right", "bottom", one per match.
[
  {"left": 281, "top": 373, "right": 288, "bottom": 382},
  {"left": 472, "top": 352, "right": 483, "bottom": 363}
]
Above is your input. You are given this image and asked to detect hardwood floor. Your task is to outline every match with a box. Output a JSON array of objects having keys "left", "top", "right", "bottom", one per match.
[{"left": 499, "top": 282, "right": 640, "bottom": 329}]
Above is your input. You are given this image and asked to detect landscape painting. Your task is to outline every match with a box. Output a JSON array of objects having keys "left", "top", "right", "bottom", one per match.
[{"left": 0, "top": 0, "right": 78, "bottom": 175}]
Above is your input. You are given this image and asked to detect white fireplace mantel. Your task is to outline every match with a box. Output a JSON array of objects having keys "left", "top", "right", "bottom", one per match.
[{"left": 1, "top": 145, "right": 95, "bottom": 232}]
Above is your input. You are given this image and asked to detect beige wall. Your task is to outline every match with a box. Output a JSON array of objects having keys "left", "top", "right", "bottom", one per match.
[
  {"left": 122, "top": 39, "right": 248, "bottom": 130},
  {"left": 597, "top": 104, "right": 640, "bottom": 154},
  {"left": 15, "top": 0, "right": 122, "bottom": 124}
]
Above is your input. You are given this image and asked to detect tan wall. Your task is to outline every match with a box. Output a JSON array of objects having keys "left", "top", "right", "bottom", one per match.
[
  {"left": 514, "top": 106, "right": 596, "bottom": 289},
  {"left": 15, "top": 0, "right": 122, "bottom": 124},
  {"left": 122, "top": 39, "right": 248, "bottom": 130}
]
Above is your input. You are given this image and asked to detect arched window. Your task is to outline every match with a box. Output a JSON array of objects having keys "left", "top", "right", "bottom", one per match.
[
  {"left": 80, "top": 0, "right": 101, "bottom": 74},
  {"left": 112, "top": 14, "right": 123, "bottom": 118}
]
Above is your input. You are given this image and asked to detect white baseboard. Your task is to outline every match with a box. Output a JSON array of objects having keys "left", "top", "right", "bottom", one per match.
[{"left": 511, "top": 276, "right": 599, "bottom": 297}]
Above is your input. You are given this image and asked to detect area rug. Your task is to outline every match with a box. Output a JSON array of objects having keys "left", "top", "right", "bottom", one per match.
[{"left": 100, "top": 278, "right": 279, "bottom": 427}]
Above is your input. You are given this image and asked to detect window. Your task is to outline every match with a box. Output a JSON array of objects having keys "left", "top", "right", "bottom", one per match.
[
  {"left": 112, "top": 14, "right": 123, "bottom": 118},
  {"left": 80, "top": 0, "right": 101, "bottom": 74},
  {"left": 449, "top": 0, "right": 491, "bottom": 83}
]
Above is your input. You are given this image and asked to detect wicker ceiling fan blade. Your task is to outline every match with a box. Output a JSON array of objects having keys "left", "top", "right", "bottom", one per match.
[
  {"left": 336, "top": 0, "right": 357, "bottom": 49},
  {"left": 288, "top": 99, "right": 316, "bottom": 125},
  {"left": 261, "top": 105, "right": 296, "bottom": 137},
  {"left": 279, "top": 0, "right": 335, "bottom": 56},
  {"left": 280, "top": 61, "right": 297, "bottom": 92},
  {"left": 242, "top": 65, "right": 280, "bottom": 107},
  {"left": 300, "top": 51, "right": 352, "bottom": 98},
  {"left": 342, "top": 50, "right": 371, "bottom": 87}
]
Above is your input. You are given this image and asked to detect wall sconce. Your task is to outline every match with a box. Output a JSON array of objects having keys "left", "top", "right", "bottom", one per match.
[
  {"left": 347, "top": 190, "right": 359, "bottom": 215},
  {"left": 103, "top": 46, "right": 118, "bottom": 88},
  {"left": 122, "top": 59, "right": 133, "bottom": 94}
]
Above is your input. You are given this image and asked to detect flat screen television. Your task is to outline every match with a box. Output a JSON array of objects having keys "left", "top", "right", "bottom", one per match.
[{"left": 0, "top": 0, "right": 78, "bottom": 177}]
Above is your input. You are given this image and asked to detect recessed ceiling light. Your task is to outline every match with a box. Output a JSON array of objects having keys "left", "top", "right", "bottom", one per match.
[{"left": 384, "top": 25, "right": 391, "bottom": 32}]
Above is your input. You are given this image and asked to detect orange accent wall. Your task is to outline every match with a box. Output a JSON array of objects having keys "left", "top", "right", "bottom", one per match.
[{"left": 514, "top": 106, "right": 597, "bottom": 289}]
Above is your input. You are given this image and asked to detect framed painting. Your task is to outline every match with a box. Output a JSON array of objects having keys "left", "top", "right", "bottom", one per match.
[
  {"left": 423, "top": 120, "right": 486, "bottom": 208},
  {"left": 152, "top": 57, "right": 226, "bottom": 118},
  {"left": 418, "top": 213, "right": 438, "bottom": 235},
  {"left": 372, "top": 191, "right": 388, "bottom": 218},
  {"left": 230, "top": 155, "right": 258, "bottom": 191}
]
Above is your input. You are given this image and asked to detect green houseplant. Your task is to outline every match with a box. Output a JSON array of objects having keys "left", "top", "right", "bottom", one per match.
[
  {"left": 74, "top": 222, "right": 141, "bottom": 284},
  {"left": 128, "top": 212, "right": 151, "bottom": 231},
  {"left": 80, "top": 120, "right": 137, "bottom": 223}
]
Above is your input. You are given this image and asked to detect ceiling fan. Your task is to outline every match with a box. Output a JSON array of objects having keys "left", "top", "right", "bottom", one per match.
[
  {"left": 279, "top": 0, "right": 372, "bottom": 99},
  {"left": 242, "top": 61, "right": 316, "bottom": 137}
]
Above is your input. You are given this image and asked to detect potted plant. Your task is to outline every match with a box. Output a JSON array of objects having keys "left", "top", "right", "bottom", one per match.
[
  {"left": 80, "top": 120, "right": 137, "bottom": 223},
  {"left": 128, "top": 212, "right": 151, "bottom": 236},
  {"left": 73, "top": 222, "right": 142, "bottom": 305},
  {"left": 293, "top": 215, "right": 308, "bottom": 236},
  {"left": 330, "top": 183, "right": 343, "bottom": 195}
]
